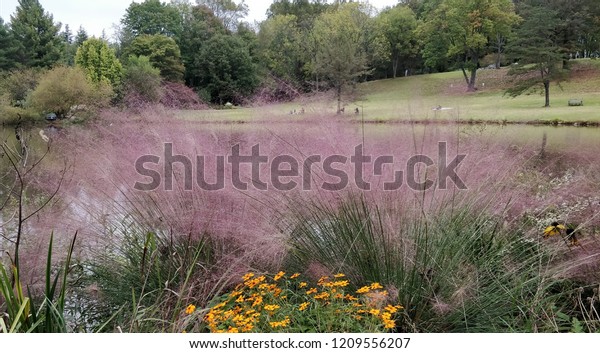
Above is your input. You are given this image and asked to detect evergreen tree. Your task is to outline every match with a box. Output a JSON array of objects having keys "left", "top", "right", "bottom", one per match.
[
  {"left": 506, "top": 3, "right": 566, "bottom": 107},
  {"left": 75, "top": 38, "right": 123, "bottom": 88},
  {"left": 9, "top": 0, "right": 63, "bottom": 68},
  {"left": 0, "top": 17, "right": 18, "bottom": 71},
  {"left": 62, "top": 24, "right": 73, "bottom": 44},
  {"left": 75, "top": 26, "right": 89, "bottom": 47}
]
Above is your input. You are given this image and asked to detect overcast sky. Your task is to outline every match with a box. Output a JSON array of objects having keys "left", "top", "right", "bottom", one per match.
[{"left": 0, "top": 0, "right": 399, "bottom": 38}]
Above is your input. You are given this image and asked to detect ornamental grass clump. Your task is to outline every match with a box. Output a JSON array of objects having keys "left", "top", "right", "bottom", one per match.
[{"left": 190, "top": 272, "right": 403, "bottom": 333}]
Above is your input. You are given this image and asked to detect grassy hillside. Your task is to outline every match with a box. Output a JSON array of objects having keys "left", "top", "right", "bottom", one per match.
[{"left": 178, "top": 59, "right": 600, "bottom": 124}]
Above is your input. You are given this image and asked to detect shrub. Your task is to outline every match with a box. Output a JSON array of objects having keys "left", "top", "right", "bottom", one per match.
[
  {"left": 29, "top": 66, "right": 112, "bottom": 118},
  {"left": 281, "top": 193, "right": 574, "bottom": 332},
  {"left": 75, "top": 38, "right": 123, "bottom": 88},
  {"left": 0, "top": 68, "right": 44, "bottom": 107},
  {"left": 123, "top": 55, "right": 163, "bottom": 107}
]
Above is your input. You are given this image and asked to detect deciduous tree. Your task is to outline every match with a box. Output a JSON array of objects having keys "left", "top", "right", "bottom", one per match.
[
  {"left": 123, "top": 34, "right": 185, "bottom": 82},
  {"left": 374, "top": 5, "right": 419, "bottom": 78},
  {"left": 122, "top": 0, "right": 183, "bottom": 38},
  {"left": 311, "top": 3, "right": 370, "bottom": 112},
  {"left": 420, "top": 0, "right": 519, "bottom": 91}
]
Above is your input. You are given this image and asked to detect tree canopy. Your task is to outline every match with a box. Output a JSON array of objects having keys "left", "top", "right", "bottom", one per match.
[
  {"left": 506, "top": 2, "right": 566, "bottom": 107},
  {"left": 124, "top": 34, "right": 185, "bottom": 82},
  {"left": 9, "top": 0, "right": 64, "bottom": 68},
  {"left": 75, "top": 38, "right": 123, "bottom": 88}
]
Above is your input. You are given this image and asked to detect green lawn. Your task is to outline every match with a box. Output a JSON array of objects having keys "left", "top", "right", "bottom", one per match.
[{"left": 176, "top": 59, "right": 600, "bottom": 124}]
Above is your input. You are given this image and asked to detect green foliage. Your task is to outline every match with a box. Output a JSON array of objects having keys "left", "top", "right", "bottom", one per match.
[
  {"left": 311, "top": 3, "right": 371, "bottom": 111},
  {"left": 0, "top": 67, "right": 43, "bottom": 107},
  {"left": 180, "top": 5, "right": 227, "bottom": 88},
  {"left": 258, "top": 15, "right": 303, "bottom": 82},
  {"left": 0, "top": 17, "right": 18, "bottom": 71},
  {"left": 197, "top": 0, "right": 249, "bottom": 31},
  {"left": 87, "top": 226, "right": 219, "bottom": 332},
  {"left": 121, "top": 0, "right": 183, "bottom": 38},
  {"left": 74, "top": 26, "right": 88, "bottom": 47},
  {"left": 506, "top": 4, "right": 567, "bottom": 107},
  {"left": 374, "top": 5, "right": 419, "bottom": 78},
  {"left": 75, "top": 38, "right": 123, "bottom": 88},
  {"left": 193, "top": 34, "right": 258, "bottom": 104},
  {"left": 202, "top": 273, "right": 400, "bottom": 333},
  {"left": 124, "top": 34, "right": 185, "bottom": 82},
  {"left": 9, "top": 0, "right": 64, "bottom": 68},
  {"left": 29, "top": 66, "right": 112, "bottom": 118},
  {"left": 0, "top": 233, "right": 77, "bottom": 333},
  {"left": 267, "top": 0, "right": 330, "bottom": 30},
  {"left": 419, "top": 0, "right": 519, "bottom": 90},
  {"left": 123, "top": 55, "right": 163, "bottom": 104},
  {"left": 282, "top": 193, "right": 576, "bottom": 332}
]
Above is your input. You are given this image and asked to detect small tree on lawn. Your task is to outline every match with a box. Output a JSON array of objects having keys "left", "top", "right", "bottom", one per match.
[{"left": 505, "top": 4, "right": 567, "bottom": 107}]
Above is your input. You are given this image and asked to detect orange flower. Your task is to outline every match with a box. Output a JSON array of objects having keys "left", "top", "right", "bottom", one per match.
[
  {"left": 274, "top": 271, "right": 285, "bottom": 281},
  {"left": 299, "top": 282, "right": 308, "bottom": 288},
  {"left": 290, "top": 273, "right": 301, "bottom": 279},
  {"left": 185, "top": 304, "right": 196, "bottom": 315},
  {"left": 370, "top": 282, "right": 384, "bottom": 290},
  {"left": 306, "top": 287, "right": 318, "bottom": 295},
  {"left": 356, "top": 286, "right": 370, "bottom": 294},
  {"left": 242, "top": 273, "right": 255, "bottom": 281},
  {"left": 298, "top": 302, "right": 310, "bottom": 311}
]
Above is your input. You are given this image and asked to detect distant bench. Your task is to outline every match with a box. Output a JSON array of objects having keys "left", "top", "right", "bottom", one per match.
[{"left": 568, "top": 99, "right": 583, "bottom": 106}]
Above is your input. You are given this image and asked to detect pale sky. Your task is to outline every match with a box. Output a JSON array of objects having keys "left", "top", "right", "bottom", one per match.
[{"left": 0, "top": 0, "right": 399, "bottom": 38}]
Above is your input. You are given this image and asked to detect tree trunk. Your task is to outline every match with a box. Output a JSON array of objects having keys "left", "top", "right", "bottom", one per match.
[
  {"left": 392, "top": 57, "right": 398, "bottom": 78},
  {"left": 337, "top": 84, "right": 342, "bottom": 114},
  {"left": 544, "top": 80, "right": 550, "bottom": 107},
  {"left": 461, "top": 67, "right": 470, "bottom": 87},
  {"left": 495, "top": 34, "right": 504, "bottom": 69},
  {"left": 468, "top": 67, "right": 477, "bottom": 92},
  {"left": 462, "top": 66, "right": 477, "bottom": 92}
]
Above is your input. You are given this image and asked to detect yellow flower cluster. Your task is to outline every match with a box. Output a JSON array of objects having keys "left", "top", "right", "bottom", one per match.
[
  {"left": 200, "top": 271, "right": 403, "bottom": 333},
  {"left": 269, "top": 317, "right": 290, "bottom": 328}
]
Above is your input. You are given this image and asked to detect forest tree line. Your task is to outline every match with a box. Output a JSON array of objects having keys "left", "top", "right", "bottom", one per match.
[{"left": 1, "top": 0, "right": 600, "bottom": 114}]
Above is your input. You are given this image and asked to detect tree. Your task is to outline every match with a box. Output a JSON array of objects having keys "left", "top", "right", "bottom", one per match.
[
  {"left": 29, "top": 66, "right": 112, "bottom": 118},
  {"left": 505, "top": 3, "right": 566, "bottom": 107},
  {"left": 196, "top": 34, "right": 258, "bottom": 104},
  {"left": 122, "top": 55, "right": 163, "bottom": 104},
  {"left": 9, "top": 0, "right": 63, "bottom": 68},
  {"left": 258, "top": 15, "right": 303, "bottom": 83},
  {"left": 123, "top": 34, "right": 185, "bottom": 82},
  {"left": 420, "top": 0, "right": 519, "bottom": 91},
  {"left": 122, "top": 0, "right": 183, "bottom": 39},
  {"left": 374, "top": 5, "right": 419, "bottom": 78},
  {"left": 179, "top": 5, "right": 226, "bottom": 88},
  {"left": 0, "top": 17, "right": 18, "bottom": 71},
  {"left": 75, "top": 38, "right": 123, "bottom": 88},
  {"left": 196, "top": 0, "right": 248, "bottom": 31},
  {"left": 74, "top": 26, "right": 88, "bottom": 47},
  {"left": 311, "top": 3, "right": 370, "bottom": 113},
  {"left": 267, "top": 0, "right": 330, "bottom": 30}
]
